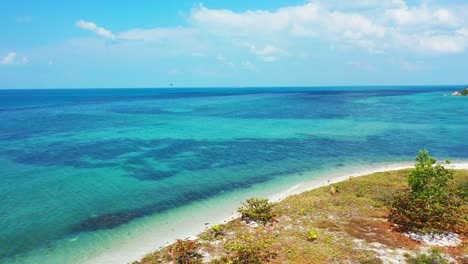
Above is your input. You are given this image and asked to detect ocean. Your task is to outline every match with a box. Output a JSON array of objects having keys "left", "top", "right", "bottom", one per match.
[{"left": 0, "top": 86, "right": 467, "bottom": 263}]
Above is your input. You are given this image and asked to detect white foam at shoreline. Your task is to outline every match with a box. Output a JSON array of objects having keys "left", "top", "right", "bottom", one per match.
[
  {"left": 67, "top": 161, "right": 468, "bottom": 264},
  {"left": 269, "top": 161, "right": 468, "bottom": 202}
]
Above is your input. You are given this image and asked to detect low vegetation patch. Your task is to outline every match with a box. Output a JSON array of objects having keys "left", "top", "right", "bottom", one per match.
[
  {"left": 404, "top": 249, "right": 449, "bottom": 264},
  {"left": 224, "top": 232, "right": 277, "bottom": 264},
  {"left": 168, "top": 240, "right": 202, "bottom": 264}
]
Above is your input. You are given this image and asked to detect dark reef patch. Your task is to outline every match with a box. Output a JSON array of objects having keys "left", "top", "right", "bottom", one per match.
[
  {"left": 77, "top": 211, "right": 146, "bottom": 231},
  {"left": 124, "top": 165, "right": 178, "bottom": 181},
  {"left": 2, "top": 129, "right": 467, "bottom": 184},
  {"left": 73, "top": 166, "right": 304, "bottom": 233}
]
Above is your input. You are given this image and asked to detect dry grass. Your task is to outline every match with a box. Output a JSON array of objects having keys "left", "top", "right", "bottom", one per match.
[{"left": 135, "top": 169, "right": 468, "bottom": 264}]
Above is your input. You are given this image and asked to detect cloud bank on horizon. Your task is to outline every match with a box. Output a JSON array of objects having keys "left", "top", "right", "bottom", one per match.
[{"left": 1, "top": 0, "right": 467, "bottom": 88}]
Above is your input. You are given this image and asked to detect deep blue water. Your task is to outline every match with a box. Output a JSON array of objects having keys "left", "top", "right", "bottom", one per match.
[{"left": 0, "top": 86, "right": 467, "bottom": 263}]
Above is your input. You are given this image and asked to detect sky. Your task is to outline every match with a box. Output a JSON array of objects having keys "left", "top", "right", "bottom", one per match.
[{"left": 0, "top": 0, "right": 467, "bottom": 88}]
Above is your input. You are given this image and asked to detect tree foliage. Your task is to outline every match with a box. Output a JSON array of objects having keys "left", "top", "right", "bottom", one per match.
[{"left": 389, "top": 150, "right": 463, "bottom": 233}]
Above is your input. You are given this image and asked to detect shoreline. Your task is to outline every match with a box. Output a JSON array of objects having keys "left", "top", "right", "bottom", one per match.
[
  {"left": 11, "top": 160, "right": 467, "bottom": 264},
  {"left": 87, "top": 160, "right": 468, "bottom": 264},
  {"left": 269, "top": 161, "right": 468, "bottom": 203}
]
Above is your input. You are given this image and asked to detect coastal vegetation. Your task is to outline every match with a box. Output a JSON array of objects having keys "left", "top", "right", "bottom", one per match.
[
  {"left": 168, "top": 240, "right": 202, "bottom": 264},
  {"left": 451, "top": 87, "right": 468, "bottom": 96},
  {"left": 389, "top": 150, "right": 464, "bottom": 233},
  {"left": 237, "top": 198, "right": 275, "bottom": 226},
  {"left": 135, "top": 153, "right": 467, "bottom": 264},
  {"left": 404, "top": 249, "right": 448, "bottom": 264}
]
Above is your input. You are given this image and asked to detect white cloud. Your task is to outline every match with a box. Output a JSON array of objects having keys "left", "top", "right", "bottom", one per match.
[
  {"left": 241, "top": 60, "right": 256, "bottom": 71},
  {"left": 457, "top": 28, "right": 468, "bottom": 37},
  {"left": 73, "top": 0, "right": 468, "bottom": 59},
  {"left": 76, "top": 20, "right": 115, "bottom": 39},
  {"left": 216, "top": 54, "right": 235, "bottom": 68},
  {"left": 240, "top": 42, "right": 288, "bottom": 62},
  {"left": 189, "top": 1, "right": 468, "bottom": 54},
  {"left": 0, "top": 52, "right": 17, "bottom": 64},
  {"left": 190, "top": 3, "right": 321, "bottom": 35},
  {"left": 395, "top": 31, "right": 467, "bottom": 54},
  {"left": 401, "top": 61, "right": 417, "bottom": 71},
  {"left": 76, "top": 20, "right": 198, "bottom": 46},
  {"left": 190, "top": 2, "right": 387, "bottom": 53},
  {"left": 117, "top": 27, "right": 197, "bottom": 42},
  {"left": 0, "top": 52, "right": 29, "bottom": 65},
  {"left": 385, "top": 5, "right": 459, "bottom": 27}
]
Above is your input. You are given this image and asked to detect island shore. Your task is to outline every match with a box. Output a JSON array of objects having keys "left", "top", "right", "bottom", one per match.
[{"left": 80, "top": 161, "right": 468, "bottom": 264}]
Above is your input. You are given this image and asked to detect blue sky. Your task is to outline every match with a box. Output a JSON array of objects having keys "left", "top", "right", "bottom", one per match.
[{"left": 1, "top": 0, "right": 467, "bottom": 88}]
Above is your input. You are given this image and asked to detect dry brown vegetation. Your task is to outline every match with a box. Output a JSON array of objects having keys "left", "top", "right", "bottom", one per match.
[{"left": 135, "top": 169, "right": 468, "bottom": 264}]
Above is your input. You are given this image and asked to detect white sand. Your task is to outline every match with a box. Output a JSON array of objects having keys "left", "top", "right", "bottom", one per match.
[
  {"left": 270, "top": 161, "right": 468, "bottom": 202},
  {"left": 83, "top": 161, "right": 468, "bottom": 264}
]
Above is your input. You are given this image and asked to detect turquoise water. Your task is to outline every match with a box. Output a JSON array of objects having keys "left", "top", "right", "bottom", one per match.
[{"left": 0, "top": 86, "right": 467, "bottom": 263}]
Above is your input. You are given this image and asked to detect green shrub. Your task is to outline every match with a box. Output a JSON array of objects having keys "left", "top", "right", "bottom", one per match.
[
  {"left": 307, "top": 229, "right": 318, "bottom": 241},
  {"left": 224, "top": 232, "right": 277, "bottom": 264},
  {"left": 407, "top": 150, "right": 453, "bottom": 200},
  {"left": 168, "top": 239, "right": 202, "bottom": 264},
  {"left": 404, "top": 249, "right": 448, "bottom": 264},
  {"left": 389, "top": 150, "right": 462, "bottom": 233},
  {"left": 211, "top": 224, "right": 223, "bottom": 237},
  {"left": 460, "top": 88, "right": 468, "bottom": 96},
  {"left": 238, "top": 198, "right": 275, "bottom": 225}
]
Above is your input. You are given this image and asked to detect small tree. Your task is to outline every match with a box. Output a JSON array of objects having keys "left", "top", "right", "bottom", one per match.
[
  {"left": 408, "top": 150, "right": 453, "bottom": 201},
  {"left": 238, "top": 198, "right": 275, "bottom": 225},
  {"left": 389, "top": 150, "right": 462, "bottom": 233}
]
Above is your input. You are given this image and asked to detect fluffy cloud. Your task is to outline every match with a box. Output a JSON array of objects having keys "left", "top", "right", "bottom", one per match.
[
  {"left": 190, "top": 3, "right": 321, "bottom": 36},
  {"left": 76, "top": 20, "right": 115, "bottom": 39},
  {"left": 189, "top": 1, "right": 467, "bottom": 54},
  {"left": 0, "top": 52, "right": 28, "bottom": 65},
  {"left": 76, "top": 20, "right": 197, "bottom": 44},
  {"left": 75, "top": 0, "right": 468, "bottom": 58},
  {"left": 240, "top": 42, "right": 288, "bottom": 62},
  {"left": 190, "top": 2, "right": 387, "bottom": 53},
  {"left": 117, "top": 27, "right": 198, "bottom": 42},
  {"left": 241, "top": 60, "right": 256, "bottom": 71},
  {"left": 0, "top": 52, "right": 17, "bottom": 64},
  {"left": 385, "top": 4, "right": 459, "bottom": 26}
]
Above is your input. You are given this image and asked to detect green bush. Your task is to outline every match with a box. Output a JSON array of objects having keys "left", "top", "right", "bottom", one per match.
[
  {"left": 389, "top": 150, "right": 462, "bottom": 233},
  {"left": 460, "top": 88, "right": 468, "bottom": 96},
  {"left": 307, "top": 229, "right": 318, "bottom": 241},
  {"left": 168, "top": 239, "right": 202, "bottom": 264},
  {"left": 211, "top": 224, "right": 223, "bottom": 237},
  {"left": 404, "top": 249, "right": 448, "bottom": 264},
  {"left": 224, "top": 232, "right": 276, "bottom": 264},
  {"left": 238, "top": 198, "right": 275, "bottom": 225}
]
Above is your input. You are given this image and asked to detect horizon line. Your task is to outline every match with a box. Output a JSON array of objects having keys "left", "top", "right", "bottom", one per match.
[{"left": 0, "top": 84, "right": 466, "bottom": 91}]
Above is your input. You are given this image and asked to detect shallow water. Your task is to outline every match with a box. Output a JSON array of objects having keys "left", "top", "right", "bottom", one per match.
[{"left": 0, "top": 86, "right": 467, "bottom": 263}]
